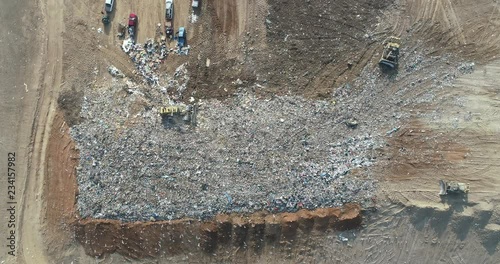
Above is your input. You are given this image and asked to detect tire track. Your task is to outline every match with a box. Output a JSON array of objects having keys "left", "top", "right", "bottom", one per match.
[{"left": 17, "top": 0, "right": 64, "bottom": 261}]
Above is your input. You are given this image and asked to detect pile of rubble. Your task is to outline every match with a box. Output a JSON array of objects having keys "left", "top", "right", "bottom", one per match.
[
  {"left": 122, "top": 37, "right": 169, "bottom": 85},
  {"left": 74, "top": 32, "right": 477, "bottom": 221},
  {"left": 71, "top": 84, "right": 382, "bottom": 221}
]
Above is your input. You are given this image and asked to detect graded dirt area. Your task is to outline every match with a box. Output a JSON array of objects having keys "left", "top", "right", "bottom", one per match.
[
  {"left": 0, "top": 0, "right": 47, "bottom": 262},
  {"left": 3, "top": 0, "right": 500, "bottom": 263}
]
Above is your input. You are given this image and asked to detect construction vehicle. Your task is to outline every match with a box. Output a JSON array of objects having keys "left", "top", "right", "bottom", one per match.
[
  {"left": 439, "top": 180, "right": 470, "bottom": 195},
  {"left": 160, "top": 106, "right": 183, "bottom": 116},
  {"left": 160, "top": 104, "right": 197, "bottom": 126},
  {"left": 379, "top": 36, "right": 401, "bottom": 70}
]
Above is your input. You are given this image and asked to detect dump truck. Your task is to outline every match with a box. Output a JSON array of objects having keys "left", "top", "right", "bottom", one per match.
[
  {"left": 439, "top": 180, "right": 470, "bottom": 195},
  {"left": 379, "top": 36, "right": 401, "bottom": 70}
]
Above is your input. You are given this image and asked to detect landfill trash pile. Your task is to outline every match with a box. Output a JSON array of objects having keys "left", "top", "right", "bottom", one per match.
[
  {"left": 167, "top": 63, "right": 189, "bottom": 100},
  {"left": 71, "top": 83, "right": 383, "bottom": 221},
  {"left": 73, "top": 41, "right": 476, "bottom": 221},
  {"left": 122, "top": 37, "right": 169, "bottom": 85}
]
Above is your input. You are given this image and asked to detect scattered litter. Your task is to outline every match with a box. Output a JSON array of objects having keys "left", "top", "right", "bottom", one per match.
[
  {"left": 121, "top": 37, "right": 169, "bottom": 85},
  {"left": 386, "top": 126, "right": 400, "bottom": 136},
  {"left": 107, "top": 65, "right": 125, "bottom": 78},
  {"left": 346, "top": 119, "right": 358, "bottom": 129}
]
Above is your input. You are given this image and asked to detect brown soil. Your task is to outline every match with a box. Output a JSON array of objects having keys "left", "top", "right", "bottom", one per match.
[
  {"left": 185, "top": 0, "right": 394, "bottom": 100},
  {"left": 74, "top": 204, "right": 361, "bottom": 259},
  {"left": 44, "top": 112, "right": 79, "bottom": 253},
  {"left": 383, "top": 120, "right": 469, "bottom": 182}
]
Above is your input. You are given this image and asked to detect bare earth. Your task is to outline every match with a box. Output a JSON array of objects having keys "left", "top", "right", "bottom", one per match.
[{"left": 1, "top": 0, "right": 500, "bottom": 263}]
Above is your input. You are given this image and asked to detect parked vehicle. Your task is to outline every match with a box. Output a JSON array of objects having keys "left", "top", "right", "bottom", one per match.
[
  {"left": 177, "top": 27, "right": 186, "bottom": 47},
  {"left": 165, "top": 21, "right": 173, "bottom": 39},
  {"left": 166, "top": 0, "right": 174, "bottom": 20},
  {"left": 104, "top": 0, "right": 114, "bottom": 13},
  {"left": 192, "top": 0, "right": 199, "bottom": 8},
  {"left": 128, "top": 13, "right": 138, "bottom": 42}
]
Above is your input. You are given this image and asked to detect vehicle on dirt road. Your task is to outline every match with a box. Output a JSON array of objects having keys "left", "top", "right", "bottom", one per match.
[
  {"left": 128, "top": 13, "right": 138, "bottom": 42},
  {"left": 104, "top": 0, "right": 114, "bottom": 13},
  {"left": 379, "top": 36, "right": 400, "bottom": 70},
  {"left": 102, "top": 13, "right": 110, "bottom": 25},
  {"left": 176, "top": 27, "right": 186, "bottom": 48},
  {"left": 192, "top": 0, "right": 199, "bottom": 8},
  {"left": 166, "top": 0, "right": 174, "bottom": 20},
  {"left": 439, "top": 180, "right": 470, "bottom": 195},
  {"left": 165, "top": 21, "right": 173, "bottom": 39}
]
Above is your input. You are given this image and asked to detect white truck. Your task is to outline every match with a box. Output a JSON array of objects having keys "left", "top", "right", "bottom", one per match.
[{"left": 166, "top": 0, "right": 173, "bottom": 20}]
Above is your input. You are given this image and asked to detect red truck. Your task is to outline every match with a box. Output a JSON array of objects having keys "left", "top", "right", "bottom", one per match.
[{"left": 128, "top": 13, "right": 138, "bottom": 42}]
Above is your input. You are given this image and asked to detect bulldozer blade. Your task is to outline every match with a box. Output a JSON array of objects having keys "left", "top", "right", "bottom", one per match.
[
  {"left": 439, "top": 180, "right": 447, "bottom": 195},
  {"left": 378, "top": 60, "right": 396, "bottom": 69}
]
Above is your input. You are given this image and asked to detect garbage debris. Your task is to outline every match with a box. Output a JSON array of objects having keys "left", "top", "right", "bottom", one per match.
[
  {"left": 121, "top": 37, "right": 169, "bottom": 85},
  {"left": 346, "top": 119, "right": 358, "bottom": 129},
  {"left": 71, "top": 88, "right": 382, "bottom": 221},
  {"left": 107, "top": 65, "right": 125, "bottom": 78}
]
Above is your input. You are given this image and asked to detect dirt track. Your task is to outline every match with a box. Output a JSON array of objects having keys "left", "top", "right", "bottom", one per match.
[
  {"left": 4, "top": 0, "right": 500, "bottom": 263},
  {"left": 0, "top": 0, "right": 41, "bottom": 261}
]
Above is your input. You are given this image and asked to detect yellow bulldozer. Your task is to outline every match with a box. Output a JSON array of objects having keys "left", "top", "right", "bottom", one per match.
[
  {"left": 379, "top": 36, "right": 401, "bottom": 70},
  {"left": 439, "top": 180, "right": 470, "bottom": 196},
  {"left": 159, "top": 104, "right": 197, "bottom": 127}
]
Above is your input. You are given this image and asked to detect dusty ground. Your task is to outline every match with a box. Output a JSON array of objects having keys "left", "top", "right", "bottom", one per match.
[
  {"left": 3, "top": 0, "right": 500, "bottom": 263},
  {"left": 0, "top": 0, "right": 47, "bottom": 262}
]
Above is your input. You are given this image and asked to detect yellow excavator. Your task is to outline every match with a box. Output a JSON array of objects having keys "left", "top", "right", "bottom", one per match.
[{"left": 379, "top": 36, "right": 401, "bottom": 70}]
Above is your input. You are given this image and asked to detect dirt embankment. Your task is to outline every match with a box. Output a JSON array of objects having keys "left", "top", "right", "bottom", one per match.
[
  {"left": 75, "top": 204, "right": 361, "bottom": 259},
  {"left": 46, "top": 111, "right": 362, "bottom": 259},
  {"left": 44, "top": 112, "right": 79, "bottom": 254}
]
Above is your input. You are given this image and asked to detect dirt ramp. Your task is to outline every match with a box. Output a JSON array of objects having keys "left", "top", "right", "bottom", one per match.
[{"left": 75, "top": 205, "right": 361, "bottom": 259}]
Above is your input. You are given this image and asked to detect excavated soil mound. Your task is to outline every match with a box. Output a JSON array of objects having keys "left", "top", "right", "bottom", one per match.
[{"left": 75, "top": 204, "right": 361, "bottom": 258}]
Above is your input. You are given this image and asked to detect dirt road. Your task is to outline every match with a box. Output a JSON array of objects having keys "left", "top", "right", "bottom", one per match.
[
  {"left": 0, "top": 0, "right": 45, "bottom": 262},
  {"left": 16, "top": 0, "right": 65, "bottom": 261},
  {"left": 0, "top": 0, "right": 65, "bottom": 262}
]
